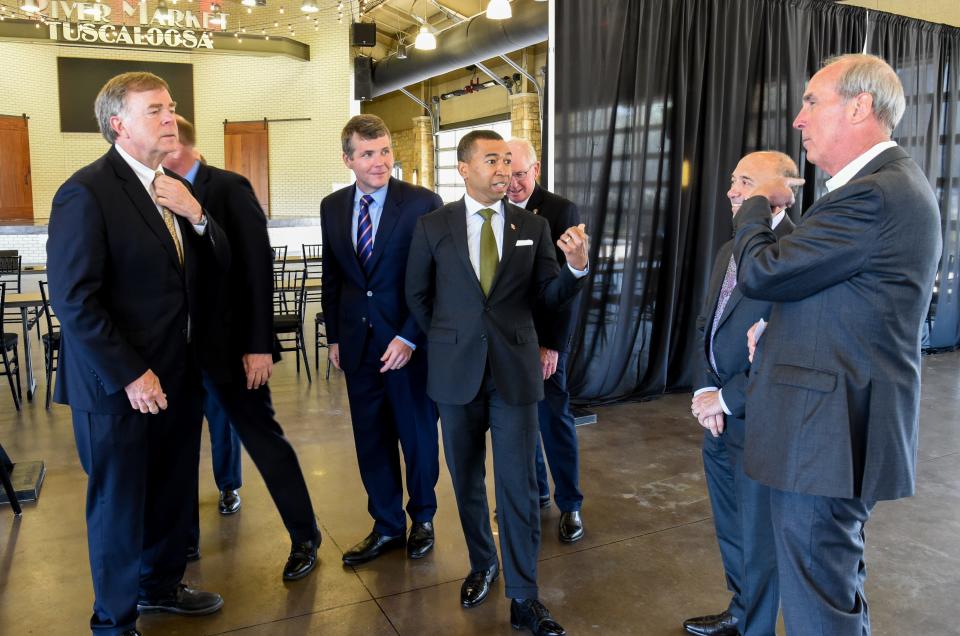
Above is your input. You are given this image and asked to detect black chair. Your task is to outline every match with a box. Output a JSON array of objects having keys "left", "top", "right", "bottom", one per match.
[
  {"left": 0, "top": 254, "right": 23, "bottom": 327},
  {"left": 314, "top": 311, "right": 332, "bottom": 380},
  {"left": 273, "top": 270, "right": 311, "bottom": 383},
  {"left": 0, "top": 441, "right": 22, "bottom": 516},
  {"left": 38, "top": 281, "right": 60, "bottom": 410},
  {"left": 272, "top": 245, "right": 288, "bottom": 275},
  {"left": 302, "top": 243, "right": 323, "bottom": 304},
  {"left": 0, "top": 283, "right": 22, "bottom": 412}
]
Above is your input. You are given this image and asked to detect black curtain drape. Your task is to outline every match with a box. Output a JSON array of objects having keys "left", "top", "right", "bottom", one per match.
[{"left": 555, "top": 0, "right": 960, "bottom": 403}]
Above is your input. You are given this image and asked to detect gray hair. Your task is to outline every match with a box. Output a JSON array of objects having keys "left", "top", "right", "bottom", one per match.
[
  {"left": 824, "top": 53, "right": 905, "bottom": 134},
  {"left": 94, "top": 72, "right": 170, "bottom": 144},
  {"left": 508, "top": 137, "right": 538, "bottom": 166}
]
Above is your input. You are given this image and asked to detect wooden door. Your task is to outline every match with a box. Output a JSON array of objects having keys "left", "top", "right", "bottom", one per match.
[
  {"left": 224, "top": 121, "right": 270, "bottom": 216},
  {"left": 0, "top": 115, "right": 34, "bottom": 221}
]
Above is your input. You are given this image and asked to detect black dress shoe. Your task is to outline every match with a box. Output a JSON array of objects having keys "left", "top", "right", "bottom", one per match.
[
  {"left": 342, "top": 530, "right": 405, "bottom": 565},
  {"left": 510, "top": 598, "right": 566, "bottom": 636},
  {"left": 219, "top": 489, "right": 241, "bottom": 515},
  {"left": 460, "top": 562, "right": 499, "bottom": 608},
  {"left": 137, "top": 584, "right": 224, "bottom": 616},
  {"left": 558, "top": 511, "right": 584, "bottom": 543},
  {"left": 186, "top": 545, "right": 200, "bottom": 561},
  {"left": 407, "top": 521, "right": 435, "bottom": 559},
  {"left": 683, "top": 610, "right": 740, "bottom": 636},
  {"left": 283, "top": 535, "right": 321, "bottom": 581}
]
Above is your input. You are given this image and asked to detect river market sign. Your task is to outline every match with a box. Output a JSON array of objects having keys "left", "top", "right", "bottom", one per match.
[
  {"left": 0, "top": 1, "right": 310, "bottom": 60},
  {"left": 38, "top": 0, "right": 222, "bottom": 49}
]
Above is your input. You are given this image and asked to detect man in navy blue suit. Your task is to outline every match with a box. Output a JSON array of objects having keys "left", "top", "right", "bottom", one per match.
[
  {"left": 321, "top": 114, "right": 441, "bottom": 565},
  {"left": 48, "top": 72, "right": 225, "bottom": 635}
]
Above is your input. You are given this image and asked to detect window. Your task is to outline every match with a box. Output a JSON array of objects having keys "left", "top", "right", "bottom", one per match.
[{"left": 435, "top": 119, "right": 512, "bottom": 202}]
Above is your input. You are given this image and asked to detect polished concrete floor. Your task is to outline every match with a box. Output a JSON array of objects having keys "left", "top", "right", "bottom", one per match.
[{"left": 1, "top": 330, "right": 958, "bottom": 635}]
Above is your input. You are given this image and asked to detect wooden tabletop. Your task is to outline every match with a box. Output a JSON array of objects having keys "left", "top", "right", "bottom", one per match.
[{"left": 4, "top": 291, "right": 43, "bottom": 308}]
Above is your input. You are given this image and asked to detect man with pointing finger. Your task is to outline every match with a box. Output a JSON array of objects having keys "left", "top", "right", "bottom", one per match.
[
  {"left": 406, "top": 130, "right": 588, "bottom": 636},
  {"left": 48, "top": 72, "right": 226, "bottom": 635}
]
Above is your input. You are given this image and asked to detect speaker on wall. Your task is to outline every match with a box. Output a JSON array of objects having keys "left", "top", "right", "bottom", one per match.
[
  {"left": 351, "top": 22, "right": 377, "bottom": 47},
  {"left": 354, "top": 55, "right": 373, "bottom": 101}
]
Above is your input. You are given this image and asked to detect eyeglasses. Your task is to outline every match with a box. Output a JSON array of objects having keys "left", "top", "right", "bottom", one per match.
[{"left": 511, "top": 165, "right": 536, "bottom": 181}]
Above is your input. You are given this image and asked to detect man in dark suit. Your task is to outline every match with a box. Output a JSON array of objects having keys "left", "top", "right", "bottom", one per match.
[
  {"left": 162, "top": 115, "right": 322, "bottom": 581},
  {"left": 321, "top": 114, "right": 441, "bottom": 565},
  {"left": 47, "top": 73, "right": 225, "bottom": 635},
  {"left": 406, "top": 130, "right": 589, "bottom": 636},
  {"left": 506, "top": 138, "right": 585, "bottom": 544},
  {"left": 684, "top": 151, "right": 797, "bottom": 636},
  {"left": 711, "top": 54, "right": 941, "bottom": 635}
]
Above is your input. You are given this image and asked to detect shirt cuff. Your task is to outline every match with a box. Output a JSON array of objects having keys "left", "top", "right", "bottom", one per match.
[
  {"left": 693, "top": 386, "right": 718, "bottom": 396},
  {"left": 396, "top": 336, "right": 416, "bottom": 350},
  {"left": 567, "top": 262, "right": 589, "bottom": 278},
  {"left": 717, "top": 389, "right": 732, "bottom": 416},
  {"left": 192, "top": 212, "right": 208, "bottom": 235}
]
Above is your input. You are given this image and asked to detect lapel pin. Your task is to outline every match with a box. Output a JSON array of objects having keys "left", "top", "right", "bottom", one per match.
[
  {"left": 533, "top": 208, "right": 539, "bottom": 215},
  {"left": 511, "top": 223, "right": 516, "bottom": 230}
]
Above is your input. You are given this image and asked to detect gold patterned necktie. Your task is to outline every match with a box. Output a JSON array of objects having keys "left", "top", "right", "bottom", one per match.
[
  {"left": 154, "top": 169, "right": 184, "bottom": 267},
  {"left": 478, "top": 208, "right": 499, "bottom": 296}
]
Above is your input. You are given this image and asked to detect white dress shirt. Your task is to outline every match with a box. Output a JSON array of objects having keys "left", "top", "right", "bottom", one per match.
[{"left": 825, "top": 141, "right": 898, "bottom": 192}]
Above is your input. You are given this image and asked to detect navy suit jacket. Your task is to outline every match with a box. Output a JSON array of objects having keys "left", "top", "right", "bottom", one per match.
[
  {"left": 189, "top": 163, "right": 275, "bottom": 384},
  {"left": 320, "top": 177, "right": 443, "bottom": 374},
  {"left": 405, "top": 198, "right": 585, "bottom": 406},
  {"left": 695, "top": 216, "right": 794, "bottom": 421},
  {"left": 525, "top": 185, "right": 582, "bottom": 353},
  {"left": 733, "top": 146, "right": 942, "bottom": 502},
  {"left": 47, "top": 146, "right": 229, "bottom": 414}
]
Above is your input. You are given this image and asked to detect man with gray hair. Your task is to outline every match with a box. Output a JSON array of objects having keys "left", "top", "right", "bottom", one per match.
[
  {"left": 48, "top": 72, "right": 227, "bottom": 634},
  {"left": 710, "top": 54, "right": 941, "bottom": 635}
]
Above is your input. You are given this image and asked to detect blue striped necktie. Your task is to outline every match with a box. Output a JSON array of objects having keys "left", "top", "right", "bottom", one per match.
[{"left": 357, "top": 194, "right": 374, "bottom": 272}]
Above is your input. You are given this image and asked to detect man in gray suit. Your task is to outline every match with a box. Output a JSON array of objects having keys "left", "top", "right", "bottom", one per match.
[{"left": 701, "top": 54, "right": 941, "bottom": 635}]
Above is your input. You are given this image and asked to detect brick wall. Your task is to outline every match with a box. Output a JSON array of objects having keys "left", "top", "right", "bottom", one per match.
[{"left": 0, "top": 16, "right": 354, "bottom": 223}]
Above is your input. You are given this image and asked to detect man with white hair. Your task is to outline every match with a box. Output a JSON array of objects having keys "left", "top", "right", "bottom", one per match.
[
  {"left": 506, "top": 138, "right": 586, "bottom": 544},
  {"left": 704, "top": 54, "right": 941, "bottom": 635}
]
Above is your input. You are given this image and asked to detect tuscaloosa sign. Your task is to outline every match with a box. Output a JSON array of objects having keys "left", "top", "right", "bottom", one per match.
[{"left": 36, "top": 1, "right": 224, "bottom": 50}]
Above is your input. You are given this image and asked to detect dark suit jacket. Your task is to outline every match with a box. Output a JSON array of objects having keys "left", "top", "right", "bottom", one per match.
[
  {"left": 695, "top": 216, "right": 794, "bottom": 420},
  {"left": 320, "top": 177, "right": 443, "bottom": 374},
  {"left": 405, "top": 198, "right": 586, "bottom": 406},
  {"left": 525, "top": 185, "right": 582, "bottom": 353},
  {"left": 47, "top": 146, "right": 228, "bottom": 414},
  {"left": 189, "top": 163, "right": 275, "bottom": 384},
  {"left": 733, "top": 146, "right": 942, "bottom": 502}
]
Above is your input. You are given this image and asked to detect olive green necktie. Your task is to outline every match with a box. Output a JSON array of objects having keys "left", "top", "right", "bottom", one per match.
[{"left": 478, "top": 208, "right": 499, "bottom": 296}]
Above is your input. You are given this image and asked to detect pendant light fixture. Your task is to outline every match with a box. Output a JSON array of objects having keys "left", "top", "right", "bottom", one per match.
[
  {"left": 19, "top": 0, "right": 40, "bottom": 12},
  {"left": 485, "top": 0, "right": 511, "bottom": 20},
  {"left": 414, "top": 0, "right": 436, "bottom": 50}
]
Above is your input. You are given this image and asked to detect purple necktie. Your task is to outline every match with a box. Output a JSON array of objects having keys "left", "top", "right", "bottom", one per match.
[
  {"left": 357, "top": 194, "right": 374, "bottom": 272},
  {"left": 709, "top": 255, "right": 737, "bottom": 372}
]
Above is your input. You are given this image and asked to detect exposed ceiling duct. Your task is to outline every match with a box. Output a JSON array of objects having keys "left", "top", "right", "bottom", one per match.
[{"left": 370, "top": 0, "right": 547, "bottom": 98}]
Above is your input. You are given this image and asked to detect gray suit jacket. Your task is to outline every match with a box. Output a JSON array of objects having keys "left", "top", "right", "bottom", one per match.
[
  {"left": 405, "top": 198, "right": 585, "bottom": 406},
  {"left": 732, "top": 146, "right": 942, "bottom": 502}
]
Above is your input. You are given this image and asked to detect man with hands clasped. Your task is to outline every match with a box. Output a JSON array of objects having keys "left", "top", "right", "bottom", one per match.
[{"left": 685, "top": 151, "right": 797, "bottom": 636}]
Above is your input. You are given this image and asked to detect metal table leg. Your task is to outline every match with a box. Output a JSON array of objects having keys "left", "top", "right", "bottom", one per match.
[{"left": 19, "top": 307, "right": 36, "bottom": 401}]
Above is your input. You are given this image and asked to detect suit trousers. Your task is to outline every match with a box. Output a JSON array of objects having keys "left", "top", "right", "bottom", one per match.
[
  {"left": 196, "top": 371, "right": 319, "bottom": 544},
  {"left": 438, "top": 369, "right": 541, "bottom": 600},
  {"left": 770, "top": 488, "right": 874, "bottom": 636},
  {"left": 534, "top": 351, "right": 583, "bottom": 512},
  {"left": 72, "top": 394, "right": 201, "bottom": 634},
  {"left": 204, "top": 374, "right": 243, "bottom": 492},
  {"left": 702, "top": 419, "right": 778, "bottom": 635},
  {"left": 343, "top": 338, "right": 439, "bottom": 536}
]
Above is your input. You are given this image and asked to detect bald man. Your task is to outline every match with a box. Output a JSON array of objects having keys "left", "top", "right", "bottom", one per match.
[{"left": 684, "top": 151, "right": 797, "bottom": 636}]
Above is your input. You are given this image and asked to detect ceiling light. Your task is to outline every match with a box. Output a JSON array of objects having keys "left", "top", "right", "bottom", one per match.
[
  {"left": 241, "top": 0, "right": 256, "bottom": 5},
  {"left": 414, "top": 25, "right": 436, "bottom": 50},
  {"left": 396, "top": 43, "right": 407, "bottom": 59},
  {"left": 19, "top": 0, "right": 40, "bottom": 11},
  {"left": 300, "top": 0, "right": 318, "bottom": 13},
  {"left": 485, "top": 0, "right": 511, "bottom": 20}
]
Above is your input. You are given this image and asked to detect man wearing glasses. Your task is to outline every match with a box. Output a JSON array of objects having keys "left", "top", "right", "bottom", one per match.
[{"left": 506, "top": 138, "right": 585, "bottom": 544}]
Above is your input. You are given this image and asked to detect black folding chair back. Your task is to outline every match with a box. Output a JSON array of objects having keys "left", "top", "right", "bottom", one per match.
[
  {"left": 38, "top": 281, "right": 61, "bottom": 410},
  {"left": 0, "top": 254, "right": 23, "bottom": 328},
  {"left": 272, "top": 245, "right": 288, "bottom": 275},
  {"left": 272, "top": 270, "right": 311, "bottom": 382},
  {"left": 302, "top": 243, "right": 323, "bottom": 304},
  {"left": 0, "top": 283, "right": 22, "bottom": 412}
]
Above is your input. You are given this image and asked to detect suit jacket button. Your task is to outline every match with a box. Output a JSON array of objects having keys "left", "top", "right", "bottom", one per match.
[
  {"left": 480, "top": 334, "right": 487, "bottom": 342},
  {"left": 484, "top": 305, "right": 490, "bottom": 312},
  {"left": 366, "top": 290, "right": 373, "bottom": 297},
  {"left": 361, "top": 317, "right": 366, "bottom": 322}
]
